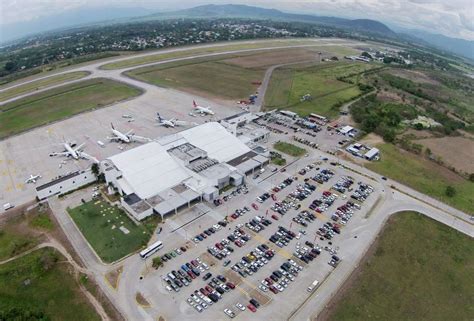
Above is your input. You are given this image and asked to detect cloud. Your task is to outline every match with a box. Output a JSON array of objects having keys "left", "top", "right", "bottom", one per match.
[{"left": 1, "top": 0, "right": 473, "bottom": 40}]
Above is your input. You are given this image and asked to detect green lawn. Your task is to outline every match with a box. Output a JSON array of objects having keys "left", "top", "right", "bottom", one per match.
[
  {"left": 274, "top": 142, "right": 306, "bottom": 157},
  {"left": 68, "top": 199, "right": 151, "bottom": 263},
  {"left": 327, "top": 211, "right": 474, "bottom": 321},
  {"left": 0, "top": 78, "right": 142, "bottom": 139},
  {"left": 0, "top": 248, "right": 100, "bottom": 321},
  {"left": 366, "top": 144, "right": 474, "bottom": 214},
  {"left": 0, "top": 229, "right": 39, "bottom": 261},
  {"left": 0, "top": 71, "right": 90, "bottom": 102},
  {"left": 264, "top": 62, "right": 376, "bottom": 119},
  {"left": 128, "top": 60, "right": 264, "bottom": 100}
]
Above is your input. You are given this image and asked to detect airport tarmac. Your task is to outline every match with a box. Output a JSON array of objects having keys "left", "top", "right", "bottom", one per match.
[{"left": 0, "top": 84, "right": 241, "bottom": 210}]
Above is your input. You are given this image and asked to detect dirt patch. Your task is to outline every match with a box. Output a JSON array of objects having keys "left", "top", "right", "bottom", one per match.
[
  {"left": 401, "top": 128, "right": 436, "bottom": 139},
  {"left": 376, "top": 90, "right": 405, "bottom": 103},
  {"left": 358, "top": 133, "right": 384, "bottom": 147},
  {"left": 248, "top": 288, "right": 272, "bottom": 305},
  {"left": 136, "top": 292, "right": 150, "bottom": 307},
  {"left": 415, "top": 136, "right": 474, "bottom": 173},
  {"left": 200, "top": 252, "right": 218, "bottom": 267},
  {"left": 224, "top": 49, "right": 317, "bottom": 68},
  {"left": 105, "top": 266, "right": 123, "bottom": 289},
  {"left": 224, "top": 270, "right": 242, "bottom": 286},
  {"left": 388, "top": 69, "right": 440, "bottom": 85}
]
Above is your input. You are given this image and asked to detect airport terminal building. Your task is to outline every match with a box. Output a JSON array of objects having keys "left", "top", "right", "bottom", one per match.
[{"left": 101, "top": 122, "right": 268, "bottom": 220}]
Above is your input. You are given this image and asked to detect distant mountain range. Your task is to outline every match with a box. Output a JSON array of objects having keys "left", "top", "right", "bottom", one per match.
[
  {"left": 0, "top": 7, "right": 151, "bottom": 43},
  {"left": 1, "top": 4, "right": 472, "bottom": 61},
  {"left": 397, "top": 28, "right": 474, "bottom": 60},
  {"left": 140, "top": 4, "right": 396, "bottom": 36}
]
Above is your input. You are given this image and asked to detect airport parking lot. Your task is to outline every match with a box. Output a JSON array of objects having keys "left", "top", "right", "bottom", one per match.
[{"left": 136, "top": 149, "right": 380, "bottom": 320}]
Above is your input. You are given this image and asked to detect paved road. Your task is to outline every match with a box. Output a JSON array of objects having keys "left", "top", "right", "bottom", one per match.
[{"left": 2, "top": 39, "right": 472, "bottom": 321}]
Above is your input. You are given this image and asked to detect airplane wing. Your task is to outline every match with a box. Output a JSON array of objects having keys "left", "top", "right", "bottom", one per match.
[
  {"left": 78, "top": 151, "right": 99, "bottom": 163},
  {"left": 74, "top": 143, "right": 85, "bottom": 151},
  {"left": 50, "top": 151, "right": 71, "bottom": 157},
  {"left": 131, "top": 135, "right": 152, "bottom": 143},
  {"left": 125, "top": 129, "right": 134, "bottom": 136},
  {"left": 107, "top": 135, "right": 122, "bottom": 141},
  {"left": 174, "top": 120, "right": 198, "bottom": 126}
]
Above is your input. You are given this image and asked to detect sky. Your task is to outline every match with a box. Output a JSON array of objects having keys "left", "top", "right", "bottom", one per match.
[{"left": 1, "top": 0, "right": 473, "bottom": 40}]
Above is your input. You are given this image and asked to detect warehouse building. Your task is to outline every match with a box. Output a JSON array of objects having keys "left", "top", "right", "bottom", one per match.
[
  {"left": 101, "top": 122, "right": 268, "bottom": 220},
  {"left": 364, "top": 147, "right": 380, "bottom": 161}
]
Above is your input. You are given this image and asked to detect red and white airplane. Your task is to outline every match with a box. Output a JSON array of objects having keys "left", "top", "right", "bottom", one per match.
[{"left": 192, "top": 100, "right": 214, "bottom": 115}]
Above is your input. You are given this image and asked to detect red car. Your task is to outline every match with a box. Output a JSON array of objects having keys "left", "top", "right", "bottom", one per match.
[
  {"left": 215, "top": 243, "right": 224, "bottom": 250},
  {"left": 247, "top": 304, "right": 257, "bottom": 312},
  {"left": 265, "top": 277, "right": 273, "bottom": 285},
  {"left": 205, "top": 285, "right": 213, "bottom": 293},
  {"left": 226, "top": 282, "right": 235, "bottom": 289},
  {"left": 269, "top": 286, "right": 278, "bottom": 294},
  {"left": 271, "top": 214, "right": 279, "bottom": 221},
  {"left": 271, "top": 194, "right": 277, "bottom": 201},
  {"left": 235, "top": 240, "right": 243, "bottom": 247},
  {"left": 251, "top": 203, "right": 259, "bottom": 210}
]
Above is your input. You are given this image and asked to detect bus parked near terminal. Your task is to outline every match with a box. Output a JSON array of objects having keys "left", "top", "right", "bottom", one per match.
[{"left": 140, "top": 240, "right": 163, "bottom": 259}]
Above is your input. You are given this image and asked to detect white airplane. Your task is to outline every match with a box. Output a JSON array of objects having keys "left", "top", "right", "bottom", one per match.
[
  {"left": 107, "top": 123, "right": 150, "bottom": 143},
  {"left": 25, "top": 174, "right": 41, "bottom": 184},
  {"left": 156, "top": 112, "right": 197, "bottom": 128},
  {"left": 192, "top": 100, "right": 215, "bottom": 115},
  {"left": 50, "top": 141, "right": 98, "bottom": 163}
]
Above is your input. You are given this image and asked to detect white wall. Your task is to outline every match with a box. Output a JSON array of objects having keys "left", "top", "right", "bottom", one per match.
[{"left": 36, "top": 170, "right": 96, "bottom": 200}]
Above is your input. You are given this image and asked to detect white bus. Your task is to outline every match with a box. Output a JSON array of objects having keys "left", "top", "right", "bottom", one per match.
[
  {"left": 139, "top": 240, "right": 163, "bottom": 259},
  {"left": 307, "top": 279, "right": 320, "bottom": 292}
]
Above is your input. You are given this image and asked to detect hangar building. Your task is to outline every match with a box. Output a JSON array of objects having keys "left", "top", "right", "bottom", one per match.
[{"left": 101, "top": 122, "right": 268, "bottom": 220}]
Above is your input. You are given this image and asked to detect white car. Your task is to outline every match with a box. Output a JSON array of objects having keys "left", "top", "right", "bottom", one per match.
[
  {"left": 236, "top": 303, "right": 246, "bottom": 311},
  {"left": 195, "top": 305, "right": 203, "bottom": 313},
  {"left": 224, "top": 308, "right": 236, "bottom": 318}
]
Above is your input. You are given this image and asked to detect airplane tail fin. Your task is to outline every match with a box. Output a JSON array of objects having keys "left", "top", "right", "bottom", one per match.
[
  {"left": 111, "top": 122, "right": 115, "bottom": 129},
  {"left": 156, "top": 112, "right": 162, "bottom": 121},
  {"left": 193, "top": 100, "right": 197, "bottom": 108}
]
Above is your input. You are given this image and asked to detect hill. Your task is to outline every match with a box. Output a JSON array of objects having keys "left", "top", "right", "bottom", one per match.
[{"left": 143, "top": 4, "right": 395, "bottom": 36}]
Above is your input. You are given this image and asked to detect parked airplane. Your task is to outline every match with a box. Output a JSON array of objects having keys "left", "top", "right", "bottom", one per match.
[
  {"left": 49, "top": 141, "right": 98, "bottom": 162},
  {"left": 108, "top": 123, "right": 150, "bottom": 143},
  {"left": 192, "top": 100, "right": 215, "bottom": 115},
  {"left": 25, "top": 174, "right": 41, "bottom": 184},
  {"left": 156, "top": 113, "right": 197, "bottom": 128}
]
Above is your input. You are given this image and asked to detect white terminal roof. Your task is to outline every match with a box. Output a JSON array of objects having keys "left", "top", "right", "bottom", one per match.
[
  {"left": 108, "top": 142, "right": 191, "bottom": 199},
  {"left": 108, "top": 122, "right": 254, "bottom": 200},
  {"left": 178, "top": 122, "right": 251, "bottom": 162}
]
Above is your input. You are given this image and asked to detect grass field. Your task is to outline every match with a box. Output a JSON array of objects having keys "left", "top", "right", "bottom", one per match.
[
  {"left": 326, "top": 211, "right": 474, "bottom": 321},
  {"left": 101, "top": 39, "right": 324, "bottom": 70},
  {"left": 0, "top": 229, "right": 39, "bottom": 261},
  {"left": 274, "top": 142, "right": 306, "bottom": 157},
  {"left": 0, "top": 247, "right": 100, "bottom": 321},
  {"left": 0, "top": 71, "right": 90, "bottom": 102},
  {"left": 68, "top": 199, "right": 151, "bottom": 263},
  {"left": 366, "top": 144, "right": 474, "bottom": 214},
  {"left": 264, "top": 62, "right": 375, "bottom": 119},
  {"left": 128, "top": 59, "right": 264, "bottom": 100},
  {"left": 0, "top": 78, "right": 142, "bottom": 139}
]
